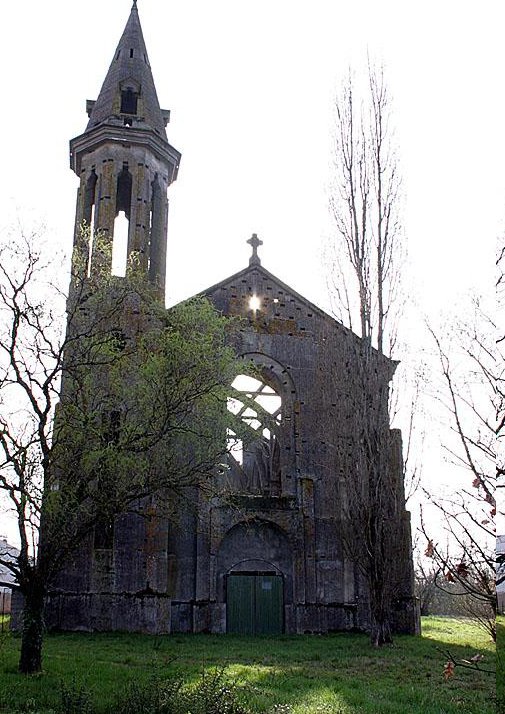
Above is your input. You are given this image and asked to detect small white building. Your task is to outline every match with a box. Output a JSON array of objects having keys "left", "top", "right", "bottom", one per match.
[{"left": 0, "top": 535, "right": 19, "bottom": 616}]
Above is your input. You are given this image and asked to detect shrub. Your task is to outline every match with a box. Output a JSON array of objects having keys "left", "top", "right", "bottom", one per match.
[
  {"left": 59, "top": 680, "right": 93, "bottom": 714},
  {"left": 177, "top": 668, "right": 251, "bottom": 714},
  {"left": 108, "top": 677, "right": 183, "bottom": 714},
  {"left": 107, "top": 670, "right": 251, "bottom": 714}
]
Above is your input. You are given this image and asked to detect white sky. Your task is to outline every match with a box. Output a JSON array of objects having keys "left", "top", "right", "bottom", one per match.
[{"left": 0, "top": 0, "right": 503, "bottom": 545}]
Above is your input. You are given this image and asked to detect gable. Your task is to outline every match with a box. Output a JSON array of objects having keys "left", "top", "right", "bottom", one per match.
[
  {"left": 198, "top": 263, "right": 397, "bottom": 380},
  {"left": 202, "top": 264, "right": 348, "bottom": 339}
]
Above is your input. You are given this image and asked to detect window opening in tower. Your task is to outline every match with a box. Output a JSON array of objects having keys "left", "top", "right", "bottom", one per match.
[
  {"left": 121, "top": 88, "right": 138, "bottom": 115},
  {"left": 87, "top": 204, "right": 96, "bottom": 278},
  {"left": 112, "top": 212, "right": 129, "bottom": 277},
  {"left": 83, "top": 170, "right": 97, "bottom": 277},
  {"left": 112, "top": 166, "right": 132, "bottom": 277}
]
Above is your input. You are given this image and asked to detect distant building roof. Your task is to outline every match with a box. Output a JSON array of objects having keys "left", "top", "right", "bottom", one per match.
[{"left": 0, "top": 536, "right": 19, "bottom": 589}]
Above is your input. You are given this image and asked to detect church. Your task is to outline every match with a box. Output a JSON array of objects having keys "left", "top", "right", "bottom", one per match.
[{"left": 42, "top": 3, "right": 418, "bottom": 636}]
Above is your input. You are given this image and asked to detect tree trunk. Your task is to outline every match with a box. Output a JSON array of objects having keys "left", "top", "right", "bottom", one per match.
[
  {"left": 19, "top": 588, "right": 45, "bottom": 674},
  {"left": 370, "top": 617, "right": 393, "bottom": 647},
  {"left": 369, "top": 584, "right": 393, "bottom": 647}
]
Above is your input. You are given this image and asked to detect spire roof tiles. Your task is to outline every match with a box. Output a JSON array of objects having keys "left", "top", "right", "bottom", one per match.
[{"left": 86, "top": 3, "right": 168, "bottom": 138}]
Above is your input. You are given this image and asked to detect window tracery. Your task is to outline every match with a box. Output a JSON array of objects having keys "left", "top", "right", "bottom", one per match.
[{"left": 226, "top": 375, "right": 282, "bottom": 495}]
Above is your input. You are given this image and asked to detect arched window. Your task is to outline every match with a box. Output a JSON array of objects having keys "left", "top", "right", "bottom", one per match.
[
  {"left": 116, "top": 165, "right": 132, "bottom": 218},
  {"left": 120, "top": 87, "right": 138, "bottom": 115},
  {"left": 148, "top": 176, "right": 163, "bottom": 283},
  {"left": 83, "top": 170, "right": 97, "bottom": 226},
  {"left": 227, "top": 375, "right": 282, "bottom": 496},
  {"left": 112, "top": 165, "right": 132, "bottom": 277},
  {"left": 83, "top": 170, "right": 97, "bottom": 276}
]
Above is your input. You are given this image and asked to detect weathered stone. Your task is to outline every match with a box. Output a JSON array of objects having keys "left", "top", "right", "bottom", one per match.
[{"left": 37, "top": 4, "right": 419, "bottom": 638}]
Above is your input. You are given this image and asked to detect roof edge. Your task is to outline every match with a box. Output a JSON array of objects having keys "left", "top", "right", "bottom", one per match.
[{"left": 195, "top": 262, "right": 398, "bottom": 370}]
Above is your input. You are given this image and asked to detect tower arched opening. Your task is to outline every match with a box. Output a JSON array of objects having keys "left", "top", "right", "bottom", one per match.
[
  {"left": 112, "top": 165, "right": 132, "bottom": 277},
  {"left": 148, "top": 176, "right": 164, "bottom": 285},
  {"left": 120, "top": 87, "right": 138, "bottom": 115},
  {"left": 83, "top": 170, "right": 98, "bottom": 276}
]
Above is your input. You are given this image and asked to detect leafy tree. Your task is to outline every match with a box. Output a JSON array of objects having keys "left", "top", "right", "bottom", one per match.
[{"left": 0, "top": 230, "right": 244, "bottom": 673}]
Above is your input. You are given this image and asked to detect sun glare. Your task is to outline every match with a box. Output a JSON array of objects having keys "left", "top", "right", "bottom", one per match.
[{"left": 249, "top": 294, "right": 261, "bottom": 312}]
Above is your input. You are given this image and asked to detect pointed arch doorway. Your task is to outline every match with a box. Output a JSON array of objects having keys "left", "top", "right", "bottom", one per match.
[{"left": 217, "top": 521, "right": 292, "bottom": 636}]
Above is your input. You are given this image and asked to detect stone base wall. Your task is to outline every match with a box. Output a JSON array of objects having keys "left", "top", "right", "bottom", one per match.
[
  {"left": 11, "top": 592, "right": 419, "bottom": 636},
  {"left": 294, "top": 603, "right": 359, "bottom": 634},
  {"left": 170, "top": 601, "right": 362, "bottom": 634},
  {"left": 392, "top": 596, "right": 421, "bottom": 635},
  {"left": 11, "top": 592, "right": 171, "bottom": 635},
  {"left": 170, "top": 600, "right": 418, "bottom": 635}
]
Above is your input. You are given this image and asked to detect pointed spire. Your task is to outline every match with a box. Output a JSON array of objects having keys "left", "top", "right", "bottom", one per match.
[{"left": 86, "top": 3, "right": 168, "bottom": 138}]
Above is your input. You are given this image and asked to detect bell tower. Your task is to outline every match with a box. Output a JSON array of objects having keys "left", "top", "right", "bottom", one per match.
[{"left": 69, "top": 1, "right": 181, "bottom": 296}]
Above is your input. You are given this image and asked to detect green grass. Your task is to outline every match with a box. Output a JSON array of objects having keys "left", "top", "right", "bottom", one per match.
[
  {"left": 497, "top": 616, "right": 504, "bottom": 714},
  {"left": 0, "top": 617, "right": 496, "bottom": 713}
]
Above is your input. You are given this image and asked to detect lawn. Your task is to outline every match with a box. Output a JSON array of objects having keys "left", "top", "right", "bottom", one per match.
[
  {"left": 498, "top": 616, "right": 504, "bottom": 714},
  {"left": 0, "top": 617, "right": 496, "bottom": 714}
]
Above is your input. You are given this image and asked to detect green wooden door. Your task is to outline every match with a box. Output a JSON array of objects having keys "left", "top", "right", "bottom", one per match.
[
  {"left": 227, "top": 574, "right": 255, "bottom": 635},
  {"left": 227, "top": 574, "right": 283, "bottom": 634}
]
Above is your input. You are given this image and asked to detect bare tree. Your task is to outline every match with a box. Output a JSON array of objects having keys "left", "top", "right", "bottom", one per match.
[
  {"left": 413, "top": 559, "right": 441, "bottom": 616},
  {"left": 422, "top": 297, "right": 496, "bottom": 641},
  {"left": 0, "top": 230, "right": 243, "bottom": 673},
  {"left": 328, "top": 62, "right": 403, "bottom": 355},
  {"left": 496, "top": 237, "right": 505, "bottom": 538},
  {"left": 328, "top": 63, "right": 414, "bottom": 646}
]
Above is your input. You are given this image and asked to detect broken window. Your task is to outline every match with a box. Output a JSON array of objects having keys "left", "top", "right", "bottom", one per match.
[{"left": 226, "top": 375, "right": 282, "bottom": 495}]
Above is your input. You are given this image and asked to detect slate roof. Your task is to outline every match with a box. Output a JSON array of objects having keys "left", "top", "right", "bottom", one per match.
[
  {"left": 0, "top": 536, "right": 19, "bottom": 590},
  {"left": 86, "top": 2, "right": 168, "bottom": 139}
]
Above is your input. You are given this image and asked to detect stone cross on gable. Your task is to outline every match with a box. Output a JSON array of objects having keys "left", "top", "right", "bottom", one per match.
[{"left": 247, "top": 233, "right": 263, "bottom": 266}]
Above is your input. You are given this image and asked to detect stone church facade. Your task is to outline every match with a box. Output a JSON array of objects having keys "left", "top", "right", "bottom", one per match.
[{"left": 39, "top": 4, "right": 418, "bottom": 636}]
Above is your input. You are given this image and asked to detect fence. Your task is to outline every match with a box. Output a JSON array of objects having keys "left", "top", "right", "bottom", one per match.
[
  {"left": 498, "top": 590, "right": 505, "bottom": 616},
  {"left": 1, "top": 589, "right": 11, "bottom": 630}
]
